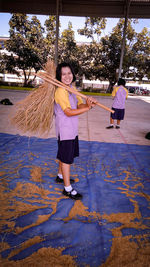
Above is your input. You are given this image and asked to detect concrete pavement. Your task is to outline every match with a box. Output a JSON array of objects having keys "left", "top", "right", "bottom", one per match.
[{"left": 0, "top": 89, "right": 150, "bottom": 146}]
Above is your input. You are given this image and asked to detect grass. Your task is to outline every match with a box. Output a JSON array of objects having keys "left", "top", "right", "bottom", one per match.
[
  {"left": 0, "top": 85, "right": 111, "bottom": 96},
  {"left": 80, "top": 91, "right": 111, "bottom": 96},
  {"left": 0, "top": 85, "right": 33, "bottom": 91}
]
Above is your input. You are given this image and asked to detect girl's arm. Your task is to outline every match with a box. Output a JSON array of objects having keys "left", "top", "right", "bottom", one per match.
[{"left": 64, "top": 97, "right": 96, "bottom": 117}]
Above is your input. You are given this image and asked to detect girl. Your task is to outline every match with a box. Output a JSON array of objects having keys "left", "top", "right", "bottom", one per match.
[
  {"left": 106, "top": 78, "right": 128, "bottom": 129},
  {"left": 54, "top": 62, "right": 96, "bottom": 200}
]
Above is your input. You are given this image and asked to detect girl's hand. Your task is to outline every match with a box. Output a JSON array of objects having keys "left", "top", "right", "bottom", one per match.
[{"left": 86, "top": 97, "right": 97, "bottom": 109}]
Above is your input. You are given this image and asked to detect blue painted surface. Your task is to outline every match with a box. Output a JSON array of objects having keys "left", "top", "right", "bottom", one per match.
[{"left": 0, "top": 133, "right": 150, "bottom": 266}]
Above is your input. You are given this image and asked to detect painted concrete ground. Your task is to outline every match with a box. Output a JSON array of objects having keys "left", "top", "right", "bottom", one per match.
[{"left": 0, "top": 133, "right": 150, "bottom": 267}]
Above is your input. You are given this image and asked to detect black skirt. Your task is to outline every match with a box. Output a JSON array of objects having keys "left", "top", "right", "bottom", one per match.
[
  {"left": 111, "top": 108, "right": 125, "bottom": 120},
  {"left": 57, "top": 136, "right": 79, "bottom": 164}
]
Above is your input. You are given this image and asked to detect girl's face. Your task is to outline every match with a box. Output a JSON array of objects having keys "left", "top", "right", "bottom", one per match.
[{"left": 61, "top": 66, "right": 73, "bottom": 86}]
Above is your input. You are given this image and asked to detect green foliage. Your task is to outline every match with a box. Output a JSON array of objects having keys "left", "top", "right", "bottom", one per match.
[
  {"left": 0, "top": 85, "right": 33, "bottom": 90},
  {"left": 131, "top": 27, "right": 150, "bottom": 81},
  {"left": 0, "top": 85, "right": 111, "bottom": 96},
  {"left": 78, "top": 17, "right": 106, "bottom": 42},
  {"left": 1, "top": 15, "right": 150, "bottom": 92},
  {"left": 112, "top": 18, "right": 137, "bottom": 43},
  {"left": 58, "top": 21, "right": 79, "bottom": 74},
  {"left": 80, "top": 91, "right": 111, "bottom": 96},
  {"left": 4, "top": 14, "right": 48, "bottom": 86},
  {"left": 0, "top": 53, "right": 6, "bottom": 73},
  {"left": 44, "top": 15, "right": 57, "bottom": 60},
  {"left": 77, "top": 18, "right": 149, "bottom": 93}
]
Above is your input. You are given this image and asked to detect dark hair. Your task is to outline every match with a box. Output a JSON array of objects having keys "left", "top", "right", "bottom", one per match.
[
  {"left": 56, "top": 62, "right": 76, "bottom": 82},
  {"left": 118, "top": 78, "right": 126, "bottom": 86}
]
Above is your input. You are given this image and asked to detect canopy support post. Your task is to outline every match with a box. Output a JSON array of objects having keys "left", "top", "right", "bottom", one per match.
[
  {"left": 55, "top": 0, "right": 59, "bottom": 66},
  {"left": 118, "top": 0, "right": 131, "bottom": 79}
]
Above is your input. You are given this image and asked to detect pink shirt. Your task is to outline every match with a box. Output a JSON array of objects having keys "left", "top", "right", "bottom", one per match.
[
  {"left": 54, "top": 86, "right": 83, "bottom": 141},
  {"left": 112, "top": 85, "right": 128, "bottom": 109}
]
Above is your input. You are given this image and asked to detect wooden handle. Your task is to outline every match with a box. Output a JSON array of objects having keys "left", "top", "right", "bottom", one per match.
[{"left": 37, "top": 72, "right": 114, "bottom": 113}]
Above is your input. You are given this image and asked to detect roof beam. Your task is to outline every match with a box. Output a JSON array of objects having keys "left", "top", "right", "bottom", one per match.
[{"left": 0, "top": 0, "right": 150, "bottom": 18}]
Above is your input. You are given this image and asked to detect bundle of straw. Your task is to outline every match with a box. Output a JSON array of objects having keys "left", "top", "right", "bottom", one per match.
[
  {"left": 11, "top": 60, "right": 56, "bottom": 135},
  {"left": 12, "top": 59, "right": 114, "bottom": 136}
]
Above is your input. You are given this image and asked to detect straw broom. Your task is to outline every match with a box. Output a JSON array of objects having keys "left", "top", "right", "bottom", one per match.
[
  {"left": 11, "top": 60, "right": 56, "bottom": 135},
  {"left": 12, "top": 59, "right": 114, "bottom": 136}
]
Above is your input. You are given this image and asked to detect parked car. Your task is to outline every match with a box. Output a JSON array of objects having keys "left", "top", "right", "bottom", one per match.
[
  {"left": 140, "top": 88, "right": 150, "bottom": 95},
  {"left": 127, "top": 86, "right": 136, "bottom": 93}
]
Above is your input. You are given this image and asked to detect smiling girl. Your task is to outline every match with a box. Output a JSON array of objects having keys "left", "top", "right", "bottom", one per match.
[{"left": 54, "top": 62, "right": 96, "bottom": 200}]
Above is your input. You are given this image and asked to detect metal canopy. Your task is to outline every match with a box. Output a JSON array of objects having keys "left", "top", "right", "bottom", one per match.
[
  {"left": 0, "top": 0, "right": 150, "bottom": 18},
  {"left": 0, "top": 0, "right": 149, "bottom": 75}
]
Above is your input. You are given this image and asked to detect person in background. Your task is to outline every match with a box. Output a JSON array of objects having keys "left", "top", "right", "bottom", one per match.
[
  {"left": 106, "top": 78, "right": 128, "bottom": 129},
  {"left": 54, "top": 62, "right": 96, "bottom": 200}
]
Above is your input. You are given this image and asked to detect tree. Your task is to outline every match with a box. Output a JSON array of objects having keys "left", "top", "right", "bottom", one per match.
[
  {"left": 131, "top": 27, "right": 150, "bottom": 81},
  {"left": 78, "top": 18, "right": 139, "bottom": 92},
  {"left": 99, "top": 19, "right": 138, "bottom": 92},
  {"left": 76, "top": 17, "right": 107, "bottom": 85},
  {"left": 77, "top": 42, "right": 101, "bottom": 79},
  {"left": 4, "top": 14, "right": 47, "bottom": 86},
  {"left": 58, "top": 22, "right": 79, "bottom": 73},
  {"left": 0, "top": 52, "right": 6, "bottom": 74},
  {"left": 77, "top": 34, "right": 122, "bottom": 90},
  {"left": 78, "top": 17, "right": 106, "bottom": 42},
  {"left": 44, "top": 15, "right": 58, "bottom": 60}
]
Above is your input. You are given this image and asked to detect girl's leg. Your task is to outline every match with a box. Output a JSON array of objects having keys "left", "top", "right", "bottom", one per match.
[
  {"left": 61, "top": 161, "right": 82, "bottom": 200},
  {"left": 58, "top": 160, "right": 62, "bottom": 174},
  {"left": 55, "top": 160, "right": 63, "bottom": 181},
  {"left": 117, "top": 119, "right": 120, "bottom": 125},
  {"left": 106, "top": 117, "right": 114, "bottom": 128},
  {"left": 61, "top": 161, "right": 71, "bottom": 187},
  {"left": 110, "top": 117, "right": 114, "bottom": 125},
  {"left": 116, "top": 119, "right": 120, "bottom": 128},
  {"left": 56, "top": 160, "right": 75, "bottom": 184}
]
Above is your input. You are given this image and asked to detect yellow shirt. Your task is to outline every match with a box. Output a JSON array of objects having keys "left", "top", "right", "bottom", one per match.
[{"left": 55, "top": 86, "right": 83, "bottom": 111}]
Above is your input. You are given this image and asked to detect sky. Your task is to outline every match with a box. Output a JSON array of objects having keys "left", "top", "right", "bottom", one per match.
[{"left": 0, "top": 12, "right": 150, "bottom": 42}]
